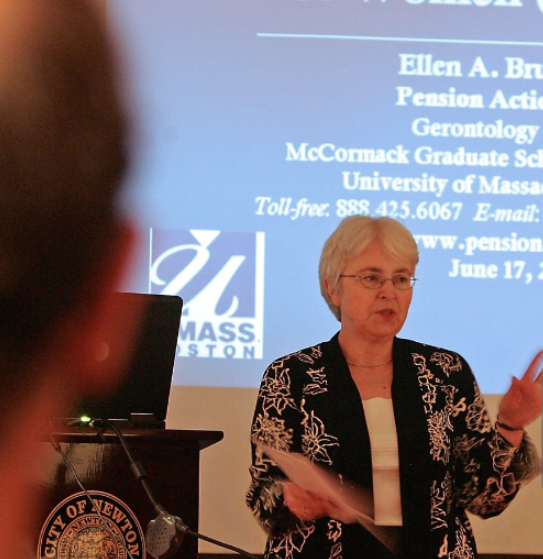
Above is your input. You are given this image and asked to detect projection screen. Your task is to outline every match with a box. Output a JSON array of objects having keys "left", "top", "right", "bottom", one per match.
[{"left": 108, "top": 0, "right": 543, "bottom": 394}]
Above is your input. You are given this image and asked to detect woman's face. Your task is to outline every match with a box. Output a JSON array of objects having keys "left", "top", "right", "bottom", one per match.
[{"left": 327, "top": 242, "right": 415, "bottom": 343}]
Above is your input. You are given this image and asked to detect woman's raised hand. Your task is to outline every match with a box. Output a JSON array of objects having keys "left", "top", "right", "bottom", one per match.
[{"left": 498, "top": 350, "right": 543, "bottom": 429}]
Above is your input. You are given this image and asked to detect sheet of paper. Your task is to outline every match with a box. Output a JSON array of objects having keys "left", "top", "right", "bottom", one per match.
[{"left": 258, "top": 443, "right": 400, "bottom": 554}]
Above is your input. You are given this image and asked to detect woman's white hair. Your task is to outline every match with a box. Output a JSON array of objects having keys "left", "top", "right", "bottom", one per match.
[{"left": 319, "top": 216, "right": 419, "bottom": 321}]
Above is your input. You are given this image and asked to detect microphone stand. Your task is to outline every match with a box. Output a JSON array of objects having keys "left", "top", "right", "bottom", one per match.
[{"left": 92, "top": 419, "right": 259, "bottom": 559}]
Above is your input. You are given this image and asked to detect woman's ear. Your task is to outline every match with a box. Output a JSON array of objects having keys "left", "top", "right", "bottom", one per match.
[{"left": 324, "top": 278, "right": 341, "bottom": 309}]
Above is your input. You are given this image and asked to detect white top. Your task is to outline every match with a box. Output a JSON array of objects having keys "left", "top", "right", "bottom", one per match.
[{"left": 362, "top": 397, "right": 403, "bottom": 526}]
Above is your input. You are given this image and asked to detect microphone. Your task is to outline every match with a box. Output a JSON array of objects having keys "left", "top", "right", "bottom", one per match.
[
  {"left": 146, "top": 508, "right": 185, "bottom": 559},
  {"left": 146, "top": 505, "right": 259, "bottom": 559}
]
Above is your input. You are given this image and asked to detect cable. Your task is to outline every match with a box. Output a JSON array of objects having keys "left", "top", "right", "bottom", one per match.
[
  {"left": 92, "top": 419, "right": 259, "bottom": 559},
  {"left": 92, "top": 418, "right": 163, "bottom": 512},
  {"left": 180, "top": 522, "right": 260, "bottom": 558}
]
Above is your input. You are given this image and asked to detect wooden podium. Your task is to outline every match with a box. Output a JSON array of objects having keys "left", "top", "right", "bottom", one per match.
[{"left": 36, "top": 427, "right": 223, "bottom": 559}]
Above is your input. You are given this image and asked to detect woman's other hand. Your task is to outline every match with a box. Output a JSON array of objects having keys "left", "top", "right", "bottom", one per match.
[{"left": 497, "top": 350, "right": 543, "bottom": 445}]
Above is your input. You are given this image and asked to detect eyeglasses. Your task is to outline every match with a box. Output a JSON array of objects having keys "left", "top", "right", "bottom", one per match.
[{"left": 339, "top": 274, "right": 417, "bottom": 290}]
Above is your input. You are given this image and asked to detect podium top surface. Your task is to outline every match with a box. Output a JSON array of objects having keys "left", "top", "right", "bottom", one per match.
[{"left": 40, "top": 427, "right": 224, "bottom": 451}]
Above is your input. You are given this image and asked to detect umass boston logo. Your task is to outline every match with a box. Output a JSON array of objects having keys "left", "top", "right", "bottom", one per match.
[
  {"left": 38, "top": 491, "right": 145, "bottom": 559},
  {"left": 149, "top": 229, "right": 265, "bottom": 360}
]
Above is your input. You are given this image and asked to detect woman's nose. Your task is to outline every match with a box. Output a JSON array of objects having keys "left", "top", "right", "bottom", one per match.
[{"left": 377, "top": 278, "right": 397, "bottom": 296}]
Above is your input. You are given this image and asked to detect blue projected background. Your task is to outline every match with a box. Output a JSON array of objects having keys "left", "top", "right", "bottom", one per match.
[{"left": 109, "top": 0, "right": 543, "bottom": 393}]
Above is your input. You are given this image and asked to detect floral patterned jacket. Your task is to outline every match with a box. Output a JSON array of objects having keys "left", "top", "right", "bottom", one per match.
[{"left": 246, "top": 335, "right": 541, "bottom": 559}]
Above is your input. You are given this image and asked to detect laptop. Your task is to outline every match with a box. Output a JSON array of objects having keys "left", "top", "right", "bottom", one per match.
[{"left": 70, "top": 293, "right": 182, "bottom": 429}]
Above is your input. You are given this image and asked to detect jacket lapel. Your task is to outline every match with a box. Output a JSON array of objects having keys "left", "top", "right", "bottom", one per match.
[{"left": 392, "top": 338, "right": 433, "bottom": 558}]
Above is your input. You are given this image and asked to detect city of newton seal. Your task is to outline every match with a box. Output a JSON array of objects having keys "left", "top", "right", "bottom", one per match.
[{"left": 38, "top": 491, "right": 146, "bottom": 559}]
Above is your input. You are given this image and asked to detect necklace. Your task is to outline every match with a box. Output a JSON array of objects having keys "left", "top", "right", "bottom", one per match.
[{"left": 346, "top": 356, "right": 393, "bottom": 368}]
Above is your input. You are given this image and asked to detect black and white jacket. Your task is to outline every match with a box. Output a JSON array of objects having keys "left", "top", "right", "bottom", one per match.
[{"left": 247, "top": 335, "right": 540, "bottom": 559}]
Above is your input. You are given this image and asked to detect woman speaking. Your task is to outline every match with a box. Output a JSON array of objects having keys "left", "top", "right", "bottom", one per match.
[{"left": 247, "top": 215, "right": 541, "bottom": 559}]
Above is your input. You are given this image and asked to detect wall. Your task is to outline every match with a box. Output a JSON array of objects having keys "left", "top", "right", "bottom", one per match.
[{"left": 166, "top": 387, "right": 542, "bottom": 556}]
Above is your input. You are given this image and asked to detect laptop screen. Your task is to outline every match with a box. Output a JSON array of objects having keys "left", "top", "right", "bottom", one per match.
[{"left": 70, "top": 293, "right": 183, "bottom": 428}]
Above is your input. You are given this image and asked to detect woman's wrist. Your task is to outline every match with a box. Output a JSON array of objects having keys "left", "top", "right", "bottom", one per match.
[{"left": 496, "top": 415, "right": 524, "bottom": 432}]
